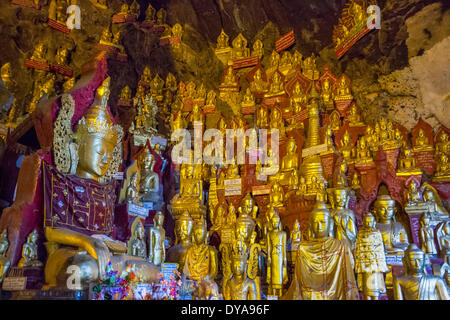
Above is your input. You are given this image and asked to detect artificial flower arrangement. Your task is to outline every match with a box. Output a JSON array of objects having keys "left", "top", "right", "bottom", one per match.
[{"left": 91, "top": 262, "right": 183, "bottom": 300}]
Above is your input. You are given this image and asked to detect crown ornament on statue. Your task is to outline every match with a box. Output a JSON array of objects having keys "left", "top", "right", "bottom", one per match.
[{"left": 231, "top": 240, "right": 249, "bottom": 262}]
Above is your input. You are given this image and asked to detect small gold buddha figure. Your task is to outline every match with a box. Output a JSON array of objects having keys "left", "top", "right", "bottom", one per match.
[
  {"left": 351, "top": 172, "right": 361, "bottom": 190},
  {"left": 397, "top": 148, "right": 422, "bottom": 175},
  {"left": 279, "top": 51, "right": 293, "bottom": 76},
  {"left": 435, "top": 132, "right": 449, "bottom": 157},
  {"left": 126, "top": 172, "right": 141, "bottom": 205},
  {"left": 120, "top": 85, "right": 132, "bottom": 100},
  {"left": 330, "top": 188, "right": 357, "bottom": 250},
  {"left": 406, "top": 180, "right": 422, "bottom": 206},
  {"left": 150, "top": 74, "right": 164, "bottom": 100},
  {"left": 145, "top": 3, "right": 156, "bottom": 21},
  {"left": 241, "top": 88, "right": 255, "bottom": 109},
  {"left": 1, "top": 63, "right": 15, "bottom": 92},
  {"left": 250, "top": 68, "right": 268, "bottom": 94},
  {"left": 269, "top": 107, "right": 285, "bottom": 138},
  {"left": 231, "top": 33, "right": 250, "bottom": 61},
  {"left": 393, "top": 244, "right": 449, "bottom": 300},
  {"left": 224, "top": 203, "right": 236, "bottom": 228},
  {"left": 18, "top": 229, "right": 43, "bottom": 268},
  {"left": 422, "top": 184, "right": 449, "bottom": 219},
  {"left": 296, "top": 176, "right": 307, "bottom": 196},
  {"left": 268, "top": 50, "right": 280, "bottom": 69},
  {"left": 127, "top": 219, "right": 147, "bottom": 259},
  {"left": 355, "top": 213, "right": 389, "bottom": 300},
  {"left": 320, "top": 78, "right": 334, "bottom": 109},
  {"left": 264, "top": 71, "right": 285, "bottom": 98},
  {"left": 267, "top": 213, "right": 288, "bottom": 297},
  {"left": 238, "top": 192, "right": 259, "bottom": 221},
  {"left": 373, "top": 195, "right": 409, "bottom": 255},
  {"left": 148, "top": 211, "right": 165, "bottom": 266},
  {"left": 256, "top": 106, "right": 269, "bottom": 129},
  {"left": 156, "top": 8, "right": 171, "bottom": 37},
  {"left": 129, "top": 0, "right": 140, "bottom": 16},
  {"left": 329, "top": 112, "right": 341, "bottom": 131},
  {"left": 413, "top": 129, "right": 433, "bottom": 152},
  {"left": 99, "top": 27, "right": 113, "bottom": 46},
  {"left": 419, "top": 214, "right": 437, "bottom": 256},
  {"left": 140, "top": 66, "right": 152, "bottom": 85},
  {"left": 216, "top": 29, "right": 230, "bottom": 50},
  {"left": 210, "top": 203, "right": 226, "bottom": 232},
  {"left": 356, "top": 136, "right": 373, "bottom": 164},
  {"left": 435, "top": 153, "right": 450, "bottom": 180},
  {"left": 290, "top": 220, "right": 302, "bottom": 248},
  {"left": 226, "top": 160, "right": 240, "bottom": 179},
  {"left": 285, "top": 202, "right": 359, "bottom": 300},
  {"left": 167, "top": 211, "right": 194, "bottom": 272},
  {"left": 223, "top": 246, "right": 258, "bottom": 300},
  {"left": 347, "top": 104, "right": 364, "bottom": 127},
  {"left": 222, "top": 67, "right": 238, "bottom": 87},
  {"left": 205, "top": 90, "right": 217, "bottom": 107},
  {"left": 302, "top": 54, "right": 319, "bottom": 80},
  {"left": 184, "top": 219, "right": 219, "bottom": 299},
  {"left": 118, "top": 3, "right": 129, "bottom": 16},
  {"left": 291, "top": 50, "right": 302, "bottom": 69},
  {"left": 251, "top": 39, "right": 264, "bottom": 59},
  {"left": 30, "top": 42, "right": 47, "bottom": 62},
  {"left": 290, "top": 82, "right": 307, "bottom": 113},
  {"left": 0, "top": 229, "right": 10, "bottom": 283},
  {"left": 339, "top": 130, "right": 355, "bottom": 163},
  {"left": 268, "top": 182, "right": 285, "bottom": 208},
  {"left": 334, "top": 75, "right": 353, "bottom": 100},
  {"left": 271, "top": 137, "right": 298, "bottom": 185}
]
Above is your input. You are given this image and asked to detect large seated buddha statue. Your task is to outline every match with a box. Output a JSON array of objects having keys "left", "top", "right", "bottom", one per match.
[{"left": 41, "top": 77, "right": 159, "bottom": 288}]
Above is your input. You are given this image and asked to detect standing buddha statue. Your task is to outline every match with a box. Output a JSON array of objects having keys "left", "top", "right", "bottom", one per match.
[
  {"left": 419, "top": 214, "right": 437, "bottom": 255},
  {"left": 330, "top": 188, "right": 357, "bottom": 250},
  {"left": 290, "top": 82, "right": 307, "bottom": 113},
  {"left": 148, "top": 211, "right": 165, "bottom": 265},
  {"left": 267, "top": 213, "right": 288, "bottom": 297}
]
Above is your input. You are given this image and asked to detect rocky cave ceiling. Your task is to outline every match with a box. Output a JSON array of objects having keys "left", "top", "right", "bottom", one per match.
[{"left": 0, "top": 0, "right": 449, "bottom": 136}]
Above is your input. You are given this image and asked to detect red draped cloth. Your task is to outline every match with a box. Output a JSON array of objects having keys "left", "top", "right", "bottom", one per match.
[{"left": 43, "top": 161, "right": 117, "bottom": 236}]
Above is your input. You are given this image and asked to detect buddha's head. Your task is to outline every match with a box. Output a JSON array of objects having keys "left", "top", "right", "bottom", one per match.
[
  {"left": 439, "top": 132, "right": 448, "bottom": 143},
  {"left": 192, "top": 219, "right": 207, "bottom": 245},
  {"left": 254, "top": 69, "right": 262, "bottom": 80},
  {"left": 403, "top": 244, "right": 425, "bottom": 275},
  {"left": 239, "top": 193, "right": 256, "bottom": 217},
  {"left": 142, "top": 67, "right": 151, "bottom": 80},
  {"left": 139, "top": 151, "right": 155, "bottom": 172},
  {"left": 362, "top": 212, "right": 376, "bottom": 229},
  {"left": 235, "top": 212, "right": 255, "bottom": 243},
  {"left": 322, "top": 78, "right": 330, "bottom": 91},
  {"left": 175, "top": 211, "right": 193, "bottom": 244},
  {"left": 309, "top": 202, "right": 331, "bottom": 239},
  {"left": 29, "top": 229, "right": 39, "bottom": 244},
  {"left": 271, "top": 213, "right": 281, "bottom": 230},
  {"left": 420, "top": 214, "right": 430, "bottom": 228},
  {"left": 134, "top": 220, "right": 145, "bottom": 240},
  {"left": 418, "top": 129, "right": 425, "bottom": 139},
  {"left": 293, "top": 219, "right": 300, "bottom": 232},
  {"left": 408, "top": 180, "right": 418, "bottom": 193},
  {"left": 422, "top": 189, "right": 434, "bottom": 202},
  {"left": 153, "top": 211, "right": 164, "bottom": 227},
  {"left": 74, "top": 78, "right": 119, "bottom": 182},
  {"left": 373, "top": 194, "right": 396, "bottom": 224},
  {"left": 231, "top": 250, "right": 248, "bottom": 277},
  {"left": 121, "top": 85, "right": 131, "bottom": 99},
  {"left": 287, "top": 137, "right": 297, "bottom": 154},
  {"left": 333, "top": 188, "right": 348, "bottom": 209},
  {"left": 339, "top": 76, "right": 347, "bottom": 87}
]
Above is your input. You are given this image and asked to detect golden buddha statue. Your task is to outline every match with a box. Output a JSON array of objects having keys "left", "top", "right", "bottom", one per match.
[
  {"left": 356, "top": 136, "right": 373, "bottom": 164},
  {"left": 256, "top": 106, "right": 269, "bottom": 129},
  {"left": 406, "top": 180, "right": 422, "bottom": 206},
  {"left": 270, "top": 137, "right": 298, "bottom": 185},
  {"left": 413, "top": 129, "right": 433, "bottom": 152},
  {"left": 329, "top": 112, "right": 341, "bottom": 131},
  {"left": 435, "top": 132, "right": 449, "bottom": 157},
  {"left": 216, "top": 29, "right": 230, "bottom": 50},
  {"left": 251, "top": 39, "right": 264, "bottom": 59},
  {"left": 372, "top": 195, "right": 409, "bottom": 255},
  {"left": 0, "top": 229, "right": 10, "bottom": 283},
  {"left": 339, "top": 130, "right": 355, "bottom": 163},
  {"left": 30, "top": 42, "right": 47, "bottom": 62},
  {"left": 241, "top": 88, "right": 255, "bottom": 108},
  {"left": 225, "top": 203, "right": 237, "bottom": 227},
  {"left": 290, "top": 82, "right": 307, "bottom": 113},
  {"left": 167, "top": 210, "right": 194, "bottom": 272},
  {"left": 355, "top": 213, "right": 389, "bottom": 300},
  {"left": 421, "top": 183, "right": 449, "bottom": 219},
  {"left": 129, "top": 0, "right": 140, "bottom": 16},
  {"left": 351, "top": 172, "right": 361, "bottom": 190},
  {"left": 99, "top": 27, "right": 113, "bottom": 46},
  {"left": 226, "top": 159, "right": 240, "bottom": 179},
  {"left": 335, "top": 75, "right": 353, "bottom": 100},
  {"left": 145, "top": 3, "right": 156, "bottom": 21},
  {"left": 118, "top": 3, "right": 129, "bottom": 16},
  {"left": 150, "top": 74, "right": 164, "bottom": 100},
  {"left": 140, "top": 66, "right": 152, "bottom": 84},
  {"left": 291, "top": 50, "right": 302, "bottom": 68},
  {"left": 290, "top": 220, "right": 302, "bottom": 248},
  {"left": 238, "top": 193, "right": 259, "bottom": 221},
  {"left": 183, "top": 219, "right": 219, "bottom": 299},
  {"left": 330, "top": 188, "right": 357, "bottom": 250},
  {"left": 250, "top": 68, "right": 268, "bottom": 93},
  {"left": 127, "top": 219, "right": 147, "bottom": 258},
  {"left": 231, "top": 33, "right": 250, "bottom": 61},
  {"left": 137, "top": 150, "right": 161, "bottom": 205},
  {"left": 296, "top": 176, "right": 308, "bottom": 195},
  {"left": 1, "top": 62, "right": 15, "bottom": 91},
  {"left": 264, "top": 71, "right": 285, "bottom": 98},
  {"left": 348, "top": 104, "right": 364, "bottom": 127},
  {"left": 320, "top": 78, "right": 334, "bottom": 109},
  {"left": 156, "top": 8, "right": 171, "bottom": 38},
  {"left": 393, "top": 244, "right": 449, "bottom": 300},
  {"left": 126, "top": 172, "right": 141, "bottom": 205},
  {"left": 435, "top": 153, "right": 450, "bottom": 181},
  {"left": 267, "top": 212, "right": 288, "bottom": 297},
  {"left": 285, "top": 201, "right": 359, "bottom": 300},
  {"left": 268, "top": 182, "right": 285, "bottom": 208},
  {"left": 211, "top": 203, "right": 226, "bottom": 232},
  {"left": 419, "top": 214, "right": 437, "bottom": 255},
  {"left": 18, "top": 229, "right": 43, "bottom": 268},
  {"left": 223, "top": 246, "right": 258, "bottom": 300},
  {"left": 302, "top": 54, "right": 319, "bottom": 80},
  {"left": 222, "top": 67, "right": 238, "bottom": 86},
  {"left": 165, "top": 72, "right": 177, "bottom": 91},
  {"left": 120, "top": 85, "right": 131, "bottom": 101},
  {"left": 279, "top": 51, "right": 293, "bottom": 76},
  {"left": 269, "top": 107, "right": 285, "bottom": 138},
  {"left": 397, "top": 148, "right": 422, "bottom": 176},
  {"left": 148, "top": 211, "right": 165, "bottom": 266}
]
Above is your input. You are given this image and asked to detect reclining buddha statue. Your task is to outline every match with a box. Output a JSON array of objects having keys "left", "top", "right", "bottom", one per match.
[{"left": 0, "top": 64, "right": 159, "bottom": 290}]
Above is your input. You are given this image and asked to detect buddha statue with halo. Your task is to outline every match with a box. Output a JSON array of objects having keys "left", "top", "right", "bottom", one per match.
[
  {"left": 413, "top": 129, "right": 433, "bottom": 152},
  {"left": 264, "top": 71, "right": 285, "bottom": 98},
  {"left": 320, "top": 78, "right": 334, "bottom": 110},
  {"left": 397, "top": 148, "right": 422, "bottom": 176},
  {"left": 335, "top": 75, "right": 353, "bottom": 100},
  {"left": 347, "top": 104, "right": 364, "bottom": 127},
  {"left": 250, "top": 68, "right": 268, "bottom": 94}
]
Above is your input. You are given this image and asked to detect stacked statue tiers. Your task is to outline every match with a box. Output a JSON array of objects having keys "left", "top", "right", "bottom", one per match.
[{"left": 0, "top": 59, "right": 159, "bottom": 290}]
